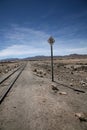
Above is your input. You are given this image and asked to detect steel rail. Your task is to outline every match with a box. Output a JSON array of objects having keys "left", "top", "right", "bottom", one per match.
[
  {"left": 0, "top": 64, "right": 24, "bottom": 84},
  {"left": 0, "top": 63, "right": 26, "bottom": 104}
]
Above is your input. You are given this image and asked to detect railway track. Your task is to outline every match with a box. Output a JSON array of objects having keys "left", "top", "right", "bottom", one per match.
[{"left": 0, "top": 62, "right": 27, "bottom": 104}]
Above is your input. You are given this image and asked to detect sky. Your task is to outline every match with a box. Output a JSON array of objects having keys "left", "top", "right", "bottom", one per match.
[{"left": 0, "top": 0, "right": 87, "bottom": 59}]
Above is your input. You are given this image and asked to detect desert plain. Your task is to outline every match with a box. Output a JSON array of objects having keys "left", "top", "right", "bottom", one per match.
[{"left": 0, "top": 57, "right": 87, "bottom": 130}]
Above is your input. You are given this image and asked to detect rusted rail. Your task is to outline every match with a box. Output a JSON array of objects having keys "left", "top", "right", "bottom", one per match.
[
  {"left": 0, "top": 63, "right": 27, "bottom": 104},
  {"left": 0, "top": 64, "right": 24, "bottom": 84}
]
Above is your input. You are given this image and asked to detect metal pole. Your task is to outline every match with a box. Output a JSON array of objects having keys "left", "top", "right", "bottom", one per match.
[
  {"left": 51, "top": 44, "right": 54, "bottom": 82},
  {"left": 48, "top": 36, "right": 55, "bottom": 82}
]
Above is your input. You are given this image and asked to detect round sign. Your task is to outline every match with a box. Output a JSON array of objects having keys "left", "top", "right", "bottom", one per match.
[{"left": 48, "top": 36, "right": 55, "bottom": 45}]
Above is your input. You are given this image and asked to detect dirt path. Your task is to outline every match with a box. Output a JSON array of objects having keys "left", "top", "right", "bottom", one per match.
[{"left": 0, "top": 61, "right": 87, "bottom": 130}]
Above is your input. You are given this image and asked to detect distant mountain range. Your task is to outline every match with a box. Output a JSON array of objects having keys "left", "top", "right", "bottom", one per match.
[
  {"left": 0, "top": 58, "right": 19, "bottom": 62},
  {"left": 0, "top": 54, "right": 87, "bottom": 62},
  {"left": 65, "top": 54, "right": 87, "bottom": 59},
  {"left": 24, "top": 54, "right": 87, "bottom": 60}
]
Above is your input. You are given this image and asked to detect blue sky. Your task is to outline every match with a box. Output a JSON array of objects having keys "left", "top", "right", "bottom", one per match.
[{"left": 0, "top": 0, "right": 87, "bottom": 59}]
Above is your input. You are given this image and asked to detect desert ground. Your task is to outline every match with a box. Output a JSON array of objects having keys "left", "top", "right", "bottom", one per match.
[{"left": 0, "top": 57, "right": 87, "bottom": 130}]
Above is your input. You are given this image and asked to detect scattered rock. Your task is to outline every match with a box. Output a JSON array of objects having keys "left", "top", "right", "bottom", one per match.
[
  {"left": 71, "top": 71, "right": 74, "bottom": 74},
  {"left": 75, "top": 112, "right": 87, "bottom": 122},
  {"left": 40, "top": 75, "right": 43, "bottom": 78},
  {"left": 33, "top": 68, "right": 37, "bottom": 72},
  {"left": 13, "top": 106, "right": 16, "bottom": 108},
  {"left": 82, "top": 84, "right": 86, "bottom": 87},
  {"left": 47, "top": 69, "right": 50, "bottom": 72},
  {"left": 64, "top": 66, "right": 66, "bottom": 68},
  {"left": 34, "top": 69, "right": 45, "bottom": 78},
  {"left": 59, "top": 91, "right": 67, "bottom": 95},
  {"left": 5, "top": 69, "right": 8, "bottom": 73},
  {"left": 51, "top": 85, "right": 59, "bottom": 93},
  {"left": 44, "top": 72, "right": 46, "bottom": 76},
  {"left": 37, "top": 70, "right": 43, "bottom": 75},
  {"left": 42, "top": 99, "right": 46, "bottom": 103},
  {"left": 80, "top": 80, "right": 86, "bottom": 85},
  {"left": 71, "top": 79, "right": 74, "bottom": 81},
  {"left": 71, "top": 65, "right": 74, "bottom": 70},
  {"left": 70, "top": 83, "right": 73, "bottom": 86}
]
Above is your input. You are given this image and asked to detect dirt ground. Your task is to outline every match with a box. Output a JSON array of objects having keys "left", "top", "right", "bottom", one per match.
[
  {"left": 0, "top": 58, "right": 87, "bottom": 130},
  {"left": 31, "top": 58, "right": 87, "bottom": 90}
]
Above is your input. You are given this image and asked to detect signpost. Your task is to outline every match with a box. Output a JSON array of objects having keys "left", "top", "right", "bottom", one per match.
[{"left": 48, "top": 36, "right": 55, "bottom": 82}]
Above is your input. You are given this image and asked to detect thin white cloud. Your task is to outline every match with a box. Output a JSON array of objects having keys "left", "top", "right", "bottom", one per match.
[
  {"left": 1, "top": 25, "right": 50, "bottom": 52},
  {"left": 0, "top": 25, "right": 52, "bottom": 59},
  {"left": 0, "top": 44, "right": 87, "bottom": 59},
  {"left": 0, "top": 44, "right": 50, "bottom": 58},
  {"left": 66, "top": 47, "right": 87, "bottom": 54},
  {"left": 54, "top": 47, "right": 87, "bottom": 56},
  {"left": 0, "top": 24, "right": 87, "bottom": 59},
  {"left": 5, "top": 26, "right": 49, "bottom": 43}
]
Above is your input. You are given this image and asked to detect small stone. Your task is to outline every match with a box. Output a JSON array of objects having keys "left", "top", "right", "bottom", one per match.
[
  {"left": 37, "top": 70, "right": 43, "bottom": 74},
  {"left": 13, "top": 106, "right": 16, "bottom": 108},
  {"left": 82, "top": 84, "right": 86, "bottom": 87},
  {"left": 75, "top": 112, "right": 87, "bottom": 122},
  {"left": 44, "top": 72, "right": 46, "bottom": 76},
  {"left": 75, "top": 113, "right": 82, "bottom": 117},
  {"left": 43, "top": 100, "right": 46, "bottom": 103},
  {"left": 59, "top": 92, "right": 67, "bottom": 95},
  {"left": 48, "top": 69, "right": 50, "bottom": 72},
  {"left": 51, "top": 85, "right": 59, "bottom": 93},
  {"left": 5, "top": 69, "right": 8, "bottom": 73},
  {"left": 70, "top": 83, "right": 73, "bottom": 86},
  {"left": 33, "top": 69, "right": 37, "bottom": 72},
  {"left": 71, "top": 71, "right": 74, "bottom": 74},
  {"left": 80, "top": 80, "right": 86, "bottom": 85},
  {"left": 40, "top": 75, "right": 43, "bottom": 77},
  {"left": 39, "top": 71, "right": 43, "bottom": 74}
]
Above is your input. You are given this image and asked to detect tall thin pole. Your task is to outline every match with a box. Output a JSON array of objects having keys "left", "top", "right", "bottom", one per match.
[
  {"left": 51, "top": 44, "right": 54, "bottom": 81},
  {"left": 48, "top": 36, "right": 55, "bottom": 82}
]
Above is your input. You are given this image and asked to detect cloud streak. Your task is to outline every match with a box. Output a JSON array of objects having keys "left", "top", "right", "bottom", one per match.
[
  {"left": 0, "top": 24, "right": 87, "bottom": 59},
  {"left": 66, "top": 47, "right": 87, "bottom": 54},
  {"left": 5, "top": 25, "right": 49, "bottom": 43},
  {"left": 0, "top": 44, "right": 50, "bottom": 59},
  {"left": 0, "top": 44, "right": 87, "bottom": 59}
]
